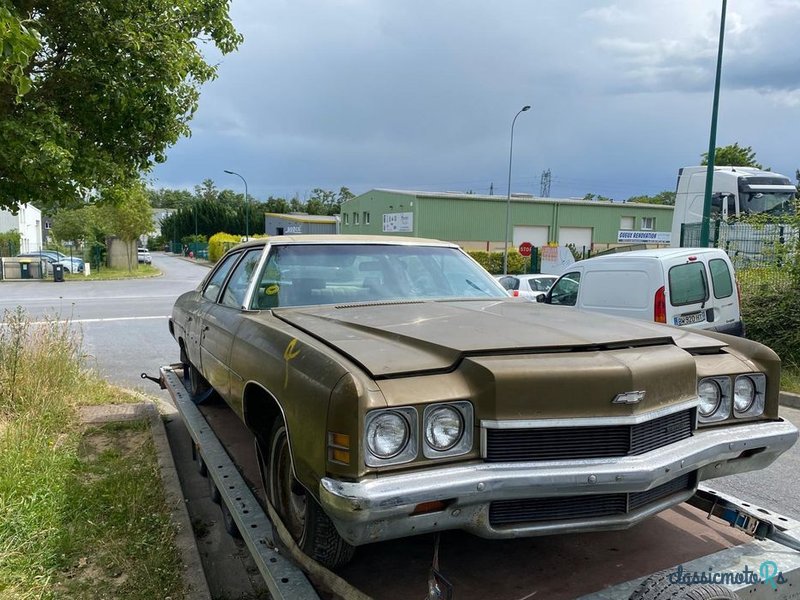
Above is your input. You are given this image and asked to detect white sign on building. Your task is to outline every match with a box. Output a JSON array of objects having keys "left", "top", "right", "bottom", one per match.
[
  {"left": 617, "top": 230, "right": 671, "bottom": 244},
  {"left": 382, "top": 212, "right": 413, "bottom": 233}
]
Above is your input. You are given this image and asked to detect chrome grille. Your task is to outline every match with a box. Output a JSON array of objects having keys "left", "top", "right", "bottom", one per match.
[
  {"left": 489, "top": 472, "right": 694, "bottom": 527},
  {"left": 485, "top": 409, "right": 694, "bottom": 462}
]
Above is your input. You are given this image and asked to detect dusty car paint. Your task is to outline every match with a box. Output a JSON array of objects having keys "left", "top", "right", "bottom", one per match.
[{"left": 171, "top": 235, "right": 797, "bottom": 554}]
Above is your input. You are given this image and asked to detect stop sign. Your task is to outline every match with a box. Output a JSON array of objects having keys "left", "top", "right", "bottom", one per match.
[{"left": 518, "top": 242, "right": 532, "bottom": 257}]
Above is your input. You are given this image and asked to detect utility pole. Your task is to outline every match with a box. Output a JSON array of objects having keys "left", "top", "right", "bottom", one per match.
[
  {"left": 539, "top": 169, "right": 551, "bottom": 197},
  {"left": 700, "top": 0, "right": 728, "bottom": 248}
]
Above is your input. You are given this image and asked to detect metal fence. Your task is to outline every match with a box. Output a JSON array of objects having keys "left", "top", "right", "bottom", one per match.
[{"left": 681, "top": 221, "right": 799, "bottom": 288}]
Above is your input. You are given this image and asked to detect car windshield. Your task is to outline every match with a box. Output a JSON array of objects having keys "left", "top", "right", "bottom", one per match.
[{"left": 252, "top": 243, "right": 506, "bottom": 308}]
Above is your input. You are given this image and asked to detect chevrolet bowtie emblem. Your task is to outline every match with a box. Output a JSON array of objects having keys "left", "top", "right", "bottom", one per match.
[{"left": 613, "top": 391, "right": 646, "bottom": 404}]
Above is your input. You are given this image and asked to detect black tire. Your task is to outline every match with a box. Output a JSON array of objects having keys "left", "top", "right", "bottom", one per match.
[
  {"left": 220, "top": 499, "right": 241, "bottom": 538},
  {"left": 258, "top": 422, "right": 355, "bottom": 569},
  {"left": 184, "top": 361, "right": 209, "bottom": 398},
  {"left": 629, "top": 571, "right": 741, "bottom": 600}
]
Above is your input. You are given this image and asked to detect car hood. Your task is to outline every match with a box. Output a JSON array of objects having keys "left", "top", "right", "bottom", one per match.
[{"left": 273, "top": 300, "right": 726, "bottom": 378}]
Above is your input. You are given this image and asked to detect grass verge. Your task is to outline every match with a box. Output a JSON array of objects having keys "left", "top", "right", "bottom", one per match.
[
  {"left": 0, "top": 308, "right": 183, "bottom": 599},
  {"left": 781, "top": 364, "right": 800, "bottom": 395},
  {"left": 65, "top": 265, "right": 161, "bottom": 281}
]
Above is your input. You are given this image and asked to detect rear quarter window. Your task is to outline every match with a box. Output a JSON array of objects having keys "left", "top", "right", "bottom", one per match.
[
  {"left": 709, "top": 258, "right": 734, "bottom": 299},
  {"left": 668, "top": 262, "right": 708, "bottom": 306}
]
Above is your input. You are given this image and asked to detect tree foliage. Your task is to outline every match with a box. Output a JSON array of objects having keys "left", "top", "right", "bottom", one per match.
[
  {"left": 0, "top": 1, "right": 242, "bottom": 212},
  {"left": 701, "top": 143, "right": 764, "bottom": 169},
  {"left": 627, "top": 191, "right": 676, "bottom": 205}
]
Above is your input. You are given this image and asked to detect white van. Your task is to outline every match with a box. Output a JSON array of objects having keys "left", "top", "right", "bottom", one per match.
[{"left": 539, "top": 248, "right": 744, "bottom": 336}]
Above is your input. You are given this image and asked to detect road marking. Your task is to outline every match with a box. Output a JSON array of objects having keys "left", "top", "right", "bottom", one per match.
[{"left": 29, "top": 315, "right": 170, "bottom": 325}]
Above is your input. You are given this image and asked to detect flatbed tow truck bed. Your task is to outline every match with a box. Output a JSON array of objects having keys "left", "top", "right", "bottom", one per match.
[{"left": 157, "top": 365, "right": 800, "bottom": 600}]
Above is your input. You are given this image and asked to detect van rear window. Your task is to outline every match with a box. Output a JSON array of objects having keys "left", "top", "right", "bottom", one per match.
[
  {"left": 668, "top": 262, "right": 708, "bottom": 306},
  {"left": 709, "top": 258, "right": 733, "bottom": 299}
]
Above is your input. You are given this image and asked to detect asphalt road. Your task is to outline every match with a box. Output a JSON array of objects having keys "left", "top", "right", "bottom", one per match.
[{"left": 2, "top": 256, "right": 798, "bottom": 597}]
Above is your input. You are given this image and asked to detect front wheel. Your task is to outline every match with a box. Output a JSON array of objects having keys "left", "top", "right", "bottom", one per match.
[{"left": 258, "top": 422, "right": 354, "bottom": 569}]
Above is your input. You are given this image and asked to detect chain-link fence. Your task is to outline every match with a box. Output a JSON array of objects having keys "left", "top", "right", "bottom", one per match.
[{"left": 681, "top": 221, "right": 799, "bottom": 288}]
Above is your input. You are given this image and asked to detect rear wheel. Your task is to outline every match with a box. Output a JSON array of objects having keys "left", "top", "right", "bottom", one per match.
[{"left": 257, "top": 422, "right": 354, "bottom": 569}]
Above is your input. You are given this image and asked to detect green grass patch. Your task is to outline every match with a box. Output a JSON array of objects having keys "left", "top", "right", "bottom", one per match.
[
  {"left": 781, "top": 364, "right": 800, "bottom": 395},
  {"left": 65, "top": 265, "right": 161, "bottom": 281},
  {"left": 0, "top": 309, "right": 183, "bottom": 599}
]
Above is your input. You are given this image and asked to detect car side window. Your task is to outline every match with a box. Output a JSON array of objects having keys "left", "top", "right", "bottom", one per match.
[
  {"left": 549, "top": 272, "right": 581, "bottom": 306},
  {"left": 220, "top": 249, "right": 263, "bottom": 308},
  {"left": 202, "top": 252, "right": 241, "bottom": 302},
  {"left": 708, "top": 258, "right": 733, "bottom": 299}
]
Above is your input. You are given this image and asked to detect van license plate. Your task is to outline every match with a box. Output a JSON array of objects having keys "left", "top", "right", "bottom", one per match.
[{"left": 674, "top": 312, "right": 704, "bottom": 326}]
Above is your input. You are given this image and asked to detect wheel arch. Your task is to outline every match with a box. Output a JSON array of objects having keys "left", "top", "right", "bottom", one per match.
[{"left": 243, "top": 381, "right": 285, "bottom": 439}]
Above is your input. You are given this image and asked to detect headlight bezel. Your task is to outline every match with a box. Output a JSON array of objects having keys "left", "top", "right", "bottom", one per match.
[
  {"left": 697, "top": 372, "right": 767, "bottom": 424},
  {"left": 422, "top": 401, "right": 473, "bottom": 458},
  {"left": 697, "top": 376, "right": 731, "bottom": 423},
  {"left": 733, "top": 373, "right": 766, "bottom": 419},
  {"left": 364, "top": 407, "right": 418, "bottom": 467}
]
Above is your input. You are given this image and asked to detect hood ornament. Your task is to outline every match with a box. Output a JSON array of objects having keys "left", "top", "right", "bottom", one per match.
[{"left": 613, "top": 391, "right": 646, "bottom": 404}]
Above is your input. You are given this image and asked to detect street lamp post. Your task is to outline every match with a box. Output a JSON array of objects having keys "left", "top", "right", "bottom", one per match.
[
  {"left": 224, "top": 170, "right": 250, "bottom": 240},
  {"left": 503, "top": 105, "right": 531, "bottom": 275}
]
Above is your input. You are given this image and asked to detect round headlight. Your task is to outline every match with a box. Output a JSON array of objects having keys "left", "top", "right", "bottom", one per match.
[
  {"left": 366, "top": 412, "right": 409, "bottom": 459},
  {"left": 734, "top": 377, "right": 756, "bottom": 413},
  {"left": 425, "top": 406, "right": 463, "bottom": 451},
  {"left": 698, "top": 380, "right": 721, "bottom": 417}
]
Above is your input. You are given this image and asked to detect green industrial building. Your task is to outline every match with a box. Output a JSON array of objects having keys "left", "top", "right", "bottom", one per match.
[{"left": 340, "top": 189, "right": 674, "bottom": 253}]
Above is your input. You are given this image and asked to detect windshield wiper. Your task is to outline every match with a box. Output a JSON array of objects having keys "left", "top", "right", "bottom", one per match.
[
  {"left": 699, "top": 272, "right": 708, "bottom": 309},
  {"left": 464, "top": 279, "right": 491, "bottom": 296}
]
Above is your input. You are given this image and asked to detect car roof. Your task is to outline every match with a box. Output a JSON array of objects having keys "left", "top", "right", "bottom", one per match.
[
  {"left": 583, "top": 247, "right": 729, "bottom": 262},
  {"left": 232, "top": 234, "right": 458, "bottom": 250}
]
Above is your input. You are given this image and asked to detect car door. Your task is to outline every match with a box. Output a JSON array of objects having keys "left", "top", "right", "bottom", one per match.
[
  {"left": 546, "top": 270, "right": 582, "bottom": 306},
  {"left": 666, "top": 260, "right": 711, "bottom": 328},
  {"left": 200, "top": 248, "right": 264, "bottom": 400},
  {"left": 189, "top": 251, "right": 242, "bottom": 375},
  {"left": 705, "top": 256, "right": 740, "bottom": 328}
]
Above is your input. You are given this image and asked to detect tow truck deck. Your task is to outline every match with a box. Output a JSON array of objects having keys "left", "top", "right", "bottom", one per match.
[{"left": 157, "top": 365, "right": 800, "bottom": 600}]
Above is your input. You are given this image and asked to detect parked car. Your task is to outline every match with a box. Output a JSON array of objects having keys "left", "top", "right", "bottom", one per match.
[
  {"left": 17, "top": 251, "right": 83, "bottom": 274},
  {"left": 540, "top": 248, "right": 744, "bottom": 335},
  {"left": 496, "top": 274, "right": 558, "bottom": 299},
  {"left": 137, "top": 248, "right": 152, "bottom": 264},
  {"left": 170, "top": 235, "right": 797, "bottom": 569}
]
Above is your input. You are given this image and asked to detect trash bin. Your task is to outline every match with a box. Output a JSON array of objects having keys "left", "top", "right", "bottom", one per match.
[
  {"left": 53, "top": 263, "right": 64, "bottom": 282},
  {"left": 20, "top": 261, "right": 30, "bottom": 279}
]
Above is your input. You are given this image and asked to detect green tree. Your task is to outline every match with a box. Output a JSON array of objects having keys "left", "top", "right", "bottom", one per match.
[
  {"left": 701, "top": 143, "right": 763, "bottom": 169},
  {"left": 97, "top": 182, "right": 154, "bottom": 270},
  {"left": 0, "top": 1, "right": 241, "bottom": 213},
  {"left": 627, "top": 191, "right": 676, "bottom": 205},
  {"left": 50, "top": 206, "right": 94, "bottom": 248},
  {"left": 148, "top": 188, "right": 194, "bottom": 209},
  {"left": 0, "top": 5, "right": 40, "bottom": 101}
]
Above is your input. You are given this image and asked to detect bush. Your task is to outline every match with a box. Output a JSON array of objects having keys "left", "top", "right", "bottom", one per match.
[
  {"left": 740, "top": 279, "right": 800, "bottom": 367},
  {"left": 208, "top": 232, "right": 242, "bottom": 262},
  {"left": 467, "top": 249, "right": 526, "bottom": 275}
]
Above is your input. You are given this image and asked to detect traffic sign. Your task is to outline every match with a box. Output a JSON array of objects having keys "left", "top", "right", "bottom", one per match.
[{"left": 518, "top": 242, "right": 532, "bottom": 257}]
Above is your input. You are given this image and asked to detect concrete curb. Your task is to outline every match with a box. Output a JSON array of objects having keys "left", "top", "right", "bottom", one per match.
[
  {"left": 80, "top": 402, "right": 212, "bottom": 600},
  {"left": 780, "top": 391, "right": 800, "bottom": 410}
]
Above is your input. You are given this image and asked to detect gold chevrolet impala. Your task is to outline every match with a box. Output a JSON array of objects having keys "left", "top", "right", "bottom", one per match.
[{"left": 170, "top": 235, "right": 798, "bottom": 569}]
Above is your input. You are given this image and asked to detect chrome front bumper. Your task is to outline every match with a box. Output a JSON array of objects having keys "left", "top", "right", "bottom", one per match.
[{"left": 319, "top": 419, "right": 798, "bottom": 546}]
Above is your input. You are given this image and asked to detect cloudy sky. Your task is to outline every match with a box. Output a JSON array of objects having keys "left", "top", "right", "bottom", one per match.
[{"left": 149, "top": 0, "right": 800, "bottom": 202}]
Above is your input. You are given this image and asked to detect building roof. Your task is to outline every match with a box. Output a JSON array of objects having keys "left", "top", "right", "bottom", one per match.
[
  {"left": 361, "top": 189, "right": 674, "bottom": 210},
  {"left": 266, "top": 213, "right": 338, "bottom": 224}
]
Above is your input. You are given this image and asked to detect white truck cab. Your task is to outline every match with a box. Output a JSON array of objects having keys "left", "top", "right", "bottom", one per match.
[
  {"left": 671, "top": 166, "right": 796, "bottom": 246},
  {"left": 540, "top": 248, "right": 744, "bottom": 336}
]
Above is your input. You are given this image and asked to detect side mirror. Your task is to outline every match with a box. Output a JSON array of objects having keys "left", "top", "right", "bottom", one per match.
[{"left": 535, "top": 293, "right": 547, "bottom": 303}]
